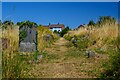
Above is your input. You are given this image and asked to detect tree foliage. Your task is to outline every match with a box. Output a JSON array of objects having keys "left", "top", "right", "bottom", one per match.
[
  {"left": 60, "top": 26, "right": 71, "bottom": 37},
  {"left": 88, "top": 20, "right": 95, "bottom": 26},
  {"left": 19, "top": 30, "right": 27, "bottom": 42},
  {"left": 96, "top": 16, "right": 116, "bottom": 27},
  {"left": 17, "top": 20, "right": 38, "bottom": 29}
]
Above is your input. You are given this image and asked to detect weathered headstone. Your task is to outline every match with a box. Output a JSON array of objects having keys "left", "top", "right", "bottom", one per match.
[
  {"left": 19, "top": 42, "right": 36, "bottom": 52},
  {"left": 19, "top": 27, "right": 37, "bottom": 52}
]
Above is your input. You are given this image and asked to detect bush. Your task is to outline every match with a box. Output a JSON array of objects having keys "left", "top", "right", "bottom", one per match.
[
  {"left": 60, "top": 26, "right": 70, "bottom": 37},
  {"left": 64, "top": 34, "right": 73, "bottom": 41},
  {"left": 19, "top": 30, "right": 27, "bottom": 42},
  {"left": 76, "top": 35, "right": 89, "bottom": 50},
  {"left": 99, "top": 37, "right": 120, "bottom": 79}
]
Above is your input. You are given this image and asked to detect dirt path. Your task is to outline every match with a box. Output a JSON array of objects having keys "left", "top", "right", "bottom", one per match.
[
  {"left": 45, "top": 37, "right": 69, "bottom": 54},
  {"left": 28, "top": 38, "right": 109, "bottom": 78}
]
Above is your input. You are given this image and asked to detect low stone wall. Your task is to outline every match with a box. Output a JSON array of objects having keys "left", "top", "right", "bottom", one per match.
[{"left": 19, "top": 42, "right": 36, "bottom": 52}]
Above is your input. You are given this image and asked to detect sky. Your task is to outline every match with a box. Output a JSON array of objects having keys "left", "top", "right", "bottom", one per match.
[
  {"left": 1, "top": 0, "right": 120, "bottom": 2},
  {"left": 2, "top": 2, "right": 118, "bottom": 29}
]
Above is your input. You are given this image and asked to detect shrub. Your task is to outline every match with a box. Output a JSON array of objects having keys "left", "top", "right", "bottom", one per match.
[
  {"left": 99, "top": 37, "right": 120, "bottom": 79},
  {"left": 19, "top": 30, "right": 27, "bottom": 42},
  {"left": 60, "top": 26, "right": 71, "bottom": 37}
]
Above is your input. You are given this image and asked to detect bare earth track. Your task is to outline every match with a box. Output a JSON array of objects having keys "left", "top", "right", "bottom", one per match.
[{"left": 28, "top": 38, "right": 109, "bottom": 78}]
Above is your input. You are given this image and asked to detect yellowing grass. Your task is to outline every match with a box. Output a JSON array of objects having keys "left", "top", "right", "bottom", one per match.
[
  {"left": 89, "top": 24, "right": 118, "bottom": 48},
  {"left": 68, "top": 27, "right": 88, "bottom": 36},
  {"left": 2, "top": 26, "right": 19, "bottom": 51},
  {"left": 37, "top": 26, "right": 53, "bottom": 51}
]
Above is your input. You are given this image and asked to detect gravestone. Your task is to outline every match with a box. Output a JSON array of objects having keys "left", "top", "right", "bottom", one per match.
[
  {"left": 19, "top": 42, "right": 36, "bottom": 52},
  {"left": 19, "top": 26, "right": 37, "bottom": 52}
]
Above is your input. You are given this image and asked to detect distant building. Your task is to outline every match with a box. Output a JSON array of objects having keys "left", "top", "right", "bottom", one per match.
[
  {"left": 74, "top": 24, "right": 85, "bottom": 31},
  {"left": 44, "top": 23, "right": 65, "bottom": 32}
]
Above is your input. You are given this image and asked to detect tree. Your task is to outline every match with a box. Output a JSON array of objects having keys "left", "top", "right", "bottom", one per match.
[
  {"left": 88, "top": 20, "right": 95, "bottom": 26},
  {"left": 17, "top": 21, "right": 38, "bottom": 29},
  {"left": 60, "top": 26, "right": 71, "bottom": 37},
  {"left": 97, "top": 16, "right": 116, "bottom": 26},
  {"left": 53, "top": 30, "right": 59, "bottom": 34}
]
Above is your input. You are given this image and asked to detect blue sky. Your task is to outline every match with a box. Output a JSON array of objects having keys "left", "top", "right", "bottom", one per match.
[{"left": 2, "top": 2, "right": 118, "bottom": 29}]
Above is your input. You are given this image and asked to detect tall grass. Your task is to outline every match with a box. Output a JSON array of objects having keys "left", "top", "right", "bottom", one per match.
[
  {"left": 2, "top": 25, "right": 31, "bottom": 78},
  {"left": 37, "top": 26, "right": 59, "bottom": 51},
  {"left": 0, "top": 27, "right": 2, "bottom": 79},
  {"left": 89, "top": 23, "right": 118, "bottom": 49},
  {"left": 2, "top": 25, "right": 19, "bottom": 51},
  {"left": 64, "top": 21, "right": 119, "bottom": 78}
]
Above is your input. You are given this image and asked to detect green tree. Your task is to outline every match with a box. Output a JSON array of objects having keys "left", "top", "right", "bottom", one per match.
[
  {"left": 17, "top": 20, "right": 38, "bottom": 29},
  {"left": 19, "top": 30, "right": 27, "bottom": 42},
  {"left": 96, "top": 16, "right": 116, "bottom": 27},
  {"left": 60, "top": 26, "right": 71, "bottom": 37},
  {"left": 53, "top": 30, "right": 59, "bottom": 34},
  {"left": 88, "top": 20, "right": 95, "bottom": 26}
]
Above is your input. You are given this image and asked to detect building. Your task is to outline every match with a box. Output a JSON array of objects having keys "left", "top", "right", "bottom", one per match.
[
  {"left": 44, "top": 23, "right": 65, "bottom": 32},
  {"left": 74, "top": 24, "right": 85, "bottom": 31}
]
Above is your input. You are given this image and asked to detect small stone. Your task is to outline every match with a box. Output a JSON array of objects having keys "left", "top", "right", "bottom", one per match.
[
  {"left": 85, "top": 50, "right": 96, "bottom": 58},
  {"left": 37, "top": 55, "right": 43, "bottom": 60}
]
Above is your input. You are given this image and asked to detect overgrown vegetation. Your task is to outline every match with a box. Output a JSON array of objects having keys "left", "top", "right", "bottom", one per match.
[
  {"left": 19, "top": 30, "right": 27, "bottom": 42},
  {"left": 60, "top": 26, "right": 71, "bottom": 37},
  {"left": 63, "top": 16, "right": 119, "bottom": 78},
  {"left": 37, "top": 26, "right": 59, "bottom": 51},
  {"left": 1, "top": 16, "right": 119, "bottom": 78},
  {"left": 53, "top": 26, "right": 71, "bottom": 37},
  {"left": 1, "top": 25, "right": 29, "bottom": 78},
  {"left": 99, "top": 37, "right": 120, "bottom": 79}
]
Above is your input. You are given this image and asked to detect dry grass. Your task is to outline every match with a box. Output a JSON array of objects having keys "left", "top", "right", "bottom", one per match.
[
  {"left": 2, "top": 26, "right": 19, "bottom": 51},
  {"left": 37, "top": 26, "right": 53, "bottom": 51},
  {"left": 2, "top": 26, "right": 31, "bottom": 78},
  {"left": 67, "top": 27, "right": 88, "bottom": 36},
  {"left": 88, "top": 23, "right": 118, "bottom": 50},
  {"left": 37, "top": 26, "right": 59, "bottom": 51},
  {"left": 64, "top": 23, "right": 118, "bottom": 51}
]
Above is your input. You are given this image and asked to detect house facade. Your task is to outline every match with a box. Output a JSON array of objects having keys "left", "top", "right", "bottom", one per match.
[{"left": 44, "top": 23, "right": 65, "bottom": 32}]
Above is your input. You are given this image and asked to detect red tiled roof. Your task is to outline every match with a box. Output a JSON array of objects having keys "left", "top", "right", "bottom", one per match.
[{"left": 49, "top": 24, "right": 65, "bottom": 30}]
